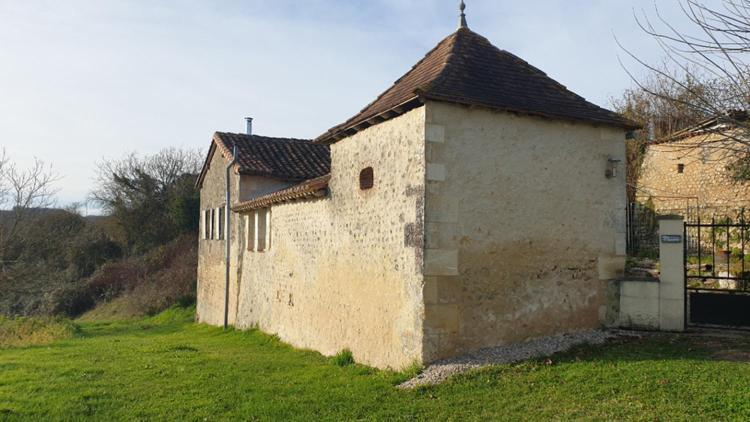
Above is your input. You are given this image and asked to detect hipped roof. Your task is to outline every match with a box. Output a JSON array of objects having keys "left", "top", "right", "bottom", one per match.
[{"left": 316, "top": 27, "right": 639, "bottom": 144}]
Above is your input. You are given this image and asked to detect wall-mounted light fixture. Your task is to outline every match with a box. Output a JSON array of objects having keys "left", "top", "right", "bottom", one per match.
[{"left": 606, "top": 158, "right": 621, "bottom": 179}]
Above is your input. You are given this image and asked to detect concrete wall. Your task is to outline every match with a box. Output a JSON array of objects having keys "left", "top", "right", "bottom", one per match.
[
  {"left": 227, "top": 108, "right": 427, "bottom": 369},
  {"left": 422, "top": 101, "right": 628, "bottom": 361},
  {"left": 638, "top": 134, "right": 750, "bottom": 212}
]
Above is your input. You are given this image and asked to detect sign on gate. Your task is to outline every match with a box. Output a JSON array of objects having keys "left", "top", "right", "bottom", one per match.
[{"left": 661, "top": 235, "right": 682, "bottom": 244}]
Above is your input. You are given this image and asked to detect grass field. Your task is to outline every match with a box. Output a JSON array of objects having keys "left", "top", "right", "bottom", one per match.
[{"left": 1, "top": 307, "right": 749, "bottom": 420}]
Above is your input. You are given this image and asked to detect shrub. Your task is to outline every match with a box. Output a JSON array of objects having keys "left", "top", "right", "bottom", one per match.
[
  {"left": 79, "top": 234, "right": 197, "bottom": 320},
  {"left": 333, "top": 349, "right": 355, "bottom": 367},
  {"left": 0, "top": 210, "right": 121, "bottom": 318}
]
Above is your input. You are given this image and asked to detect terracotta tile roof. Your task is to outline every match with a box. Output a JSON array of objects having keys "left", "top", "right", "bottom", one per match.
[
  {"left": 197, "top": 132, "right": 331, "bottom": 188},
  {"left": 232, "top": 175, "right": 330, "bottom": 212},
  {"left": 316, "top": 27, "right": 639, "bottom": 143},
  {"left": 216, "top": 132, "right": 330, "bottom": 180}
]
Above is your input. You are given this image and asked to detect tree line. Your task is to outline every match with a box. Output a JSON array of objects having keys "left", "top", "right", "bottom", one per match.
[{"left": 0, "top": 148, "right": 201, "bottom": 317}]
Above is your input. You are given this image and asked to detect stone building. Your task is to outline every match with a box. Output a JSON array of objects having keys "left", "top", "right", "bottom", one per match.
[
  {"left": 638, "top": 114, "right": 750, "bottom": 216},
  {"left": 196, "top": 13, "right": 637, "bottom": 369}
]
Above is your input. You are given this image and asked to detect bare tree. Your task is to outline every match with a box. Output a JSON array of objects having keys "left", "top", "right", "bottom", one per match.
[
  {"left": 0, "top": 150, "right": 8, "bottom": 206},
  {"left": 620, "top": 0, "right": 750, "bottom": 175},
  {"left": 0, "top": 149, "right": 60, "bottom": 267},
  {"left": 610, "top": 72, "right": 723, "bottom": 200}
]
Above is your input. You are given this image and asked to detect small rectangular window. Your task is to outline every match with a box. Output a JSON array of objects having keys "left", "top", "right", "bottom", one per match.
[
  {"left": 202, "top": 210, "right": 209, "bottom": 239},
  {"left": 210, "top": 209, "right": 215, "bottom": 239},
  {"left": 257, "top": 209, "right": 268, "bottom": 251},
  {"left": 265, "top": 209, "right": 272, "bottom": 250},
  {"left": 677, "top": 163, "right": 685, "bottom": 174},
  {"left": 360, "top": 167, "right": 374, "bottom": 190},
  {"left": 218, "top": 207, "right": 225, "bottom": 240},
  {"left": 246, "top": 212, "right": 256, "bottom": 251}
]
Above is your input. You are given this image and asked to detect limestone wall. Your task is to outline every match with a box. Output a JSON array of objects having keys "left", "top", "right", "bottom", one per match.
[
  {"left": 638, "top": 134, "right": 750, "bottom": 213},
  {"left": 231, "top": 108, "right": 427, "bottom": 369},
  {"left": 196, "top": 147, "right": 242, "bottom": 326},
  {"left": 422, "top": 101, "right": 627, "bottom": 362}
]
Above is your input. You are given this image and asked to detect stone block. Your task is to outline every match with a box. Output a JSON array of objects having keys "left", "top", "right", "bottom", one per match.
[
  {"left": 436, "top": 276, "right": 463, "bottom": 304},
  {"left": 424, "top": 277, "right": 438, "bottom": 305},
  {"left": 425, "top": 249, "right": 459, "bottom": 276},
  {"left": 426, "top": 195, "right": 458, "bottom": 223},
  {"left": 425, "top": 222, "right": 458, "bottom": 250},
  {"left": 426, "top": 163, "right": 447, "bottom": 181},
  {"left": 659, "top": 282, "right": 684, "bottom": 301},
  {"left": 424, "top": 304, "right": 460, "bottom": 335},
  {"left": 426, "top": 124, "right": 445, "bottom": 144},
  {"left": 659, "top": 298, "right": 685, "bottom": 331},
  {"left": 421, "top": 333, "right": 442, "bottom": 363},
  {"left": 619, "top": 293, "right": 659, "bottom": 329},
  {"left": 620, "top": 280, "right": 659, "bottom": 299}
]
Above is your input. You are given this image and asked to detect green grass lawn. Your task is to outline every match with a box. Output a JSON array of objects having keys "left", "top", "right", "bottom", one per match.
[{"left": 1, "top": 307, "right": 749, "bottom": 421}]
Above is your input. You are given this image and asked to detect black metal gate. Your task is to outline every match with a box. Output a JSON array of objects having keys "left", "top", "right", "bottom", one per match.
[{"left": 685, "top": 219, "right": 750, "bottom": 329}]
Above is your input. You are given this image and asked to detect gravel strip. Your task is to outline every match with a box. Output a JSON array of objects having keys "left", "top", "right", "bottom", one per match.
[{"left": 399, "top": 330, "right": 620, "bottom": 389}]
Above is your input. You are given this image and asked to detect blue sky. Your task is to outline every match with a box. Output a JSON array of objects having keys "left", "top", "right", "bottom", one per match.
[{"left": 0, "top": 0, "right": 712, "bottom": 210}]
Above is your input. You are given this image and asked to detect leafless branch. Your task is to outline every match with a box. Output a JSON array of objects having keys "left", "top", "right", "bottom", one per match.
[
  {"left": 618, "top": 0, "right": 750, "bottom": 184},
  {"left": 0, "top": 153, "right": 60, "bottom": 266}
]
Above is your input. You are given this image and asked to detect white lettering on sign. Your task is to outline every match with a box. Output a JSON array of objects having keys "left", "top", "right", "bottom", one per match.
[{"left": 661, "top": 235, "right": 682, "bottom": 244}]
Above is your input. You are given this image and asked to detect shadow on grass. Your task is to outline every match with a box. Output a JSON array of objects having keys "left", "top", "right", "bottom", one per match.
[
  {"left": 75, "top": 305, "right": 197, "bottom": 339},
  {"left": 76, "top": 321, "right": 189, "bottom": 341}
]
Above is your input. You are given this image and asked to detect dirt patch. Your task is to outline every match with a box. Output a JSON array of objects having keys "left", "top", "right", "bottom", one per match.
[{"left": 689, "top": 334, "right": 750, "bottom": 362}]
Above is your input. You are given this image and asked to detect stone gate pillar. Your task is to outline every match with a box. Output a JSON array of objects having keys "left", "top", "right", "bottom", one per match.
[{"left": 658, "top": 216, "right": 686, "bottom": 331}]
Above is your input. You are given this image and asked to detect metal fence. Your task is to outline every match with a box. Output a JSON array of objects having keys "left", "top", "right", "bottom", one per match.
[
  {"left": 685, "top": 218, "right": 750, "bottom": 328},
  {"left": 685, "top": 217, "right": 750, "bottom": 292},
  {"left": 626, "top": 202, "right": 749, "bottom": 258},
  {"left": 626, "top": 203, "right": 659, "bottom": 258}
]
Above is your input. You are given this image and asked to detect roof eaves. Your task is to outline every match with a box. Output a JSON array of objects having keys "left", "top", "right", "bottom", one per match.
[
  {"left": 196, "top": 135, "right": 236, "bottom": 189},
  {"left": 314, "top": 96, "right": 425, "bottom": 144},
  {"left": 232, "top": 175, "right": 331, "bottom": 212},
  {"left": 420, "top": 93, "right": 640, "bottom": 130}
]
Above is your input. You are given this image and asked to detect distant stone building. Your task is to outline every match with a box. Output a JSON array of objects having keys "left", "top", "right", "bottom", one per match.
[
  {"left": 637, "top": 115, "right": 750, "bottom": 217},
  {"left": 196, "top": 15, "right": 637, "bottom": 369}
]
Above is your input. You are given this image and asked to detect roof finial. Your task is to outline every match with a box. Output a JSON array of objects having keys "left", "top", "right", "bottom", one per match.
[{"left": 459, "top": 0, "right": 468, "bottom": 29}]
